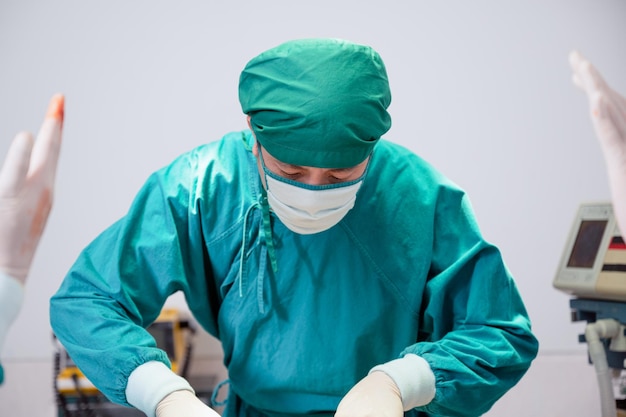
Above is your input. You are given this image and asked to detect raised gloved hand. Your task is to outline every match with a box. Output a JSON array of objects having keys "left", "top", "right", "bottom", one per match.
[
  {"left": 570, "top": 50, "right": 626, "bottom": 234},
  {"left": 335, "top": 371, "right": 403, "bottom": 417},
  {"left": 156, "top": 389, "right": 221, "bottom": 417},
  {"left": 0, "top": 94, "right": 64, "bottom": 283}
]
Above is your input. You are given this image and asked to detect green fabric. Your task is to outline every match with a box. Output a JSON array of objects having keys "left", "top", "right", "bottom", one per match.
[
  {"left": 239, "top": 38, "right": 391, "bottom": 168},
  {"left": 50, "top": 130, "right": 538, "bottom": 417}
]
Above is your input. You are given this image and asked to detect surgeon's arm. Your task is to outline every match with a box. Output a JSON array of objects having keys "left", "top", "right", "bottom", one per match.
[
  {"left": 0, "top": 94, "right": 64, "bottom": 383},
  {"left": 345, "top": 189, "right": 537, "bottom": 417},
  {"left": 415, "top": 194, "right": 537, "bottom": 416},
  {"left": 570, "top": 50, "right": 626, "bottom": 235},
  {"left": 50, "top": 151, "right": 218, "bottom": 416}
]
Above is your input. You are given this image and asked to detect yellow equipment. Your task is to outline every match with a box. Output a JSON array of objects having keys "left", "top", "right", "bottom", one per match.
[
  {"left": 54, "top": 308, "right": 195, "bottom": 417},
  {"left": 148, "top": 308, "right": 194, "bottom": 376}
]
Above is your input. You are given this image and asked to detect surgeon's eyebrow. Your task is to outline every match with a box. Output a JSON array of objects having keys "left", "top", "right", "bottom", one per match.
[
  {"left": 267, "top": 148, "right": 365, "bottom": 173},
  {"left": 282, "top": 162, "right": 355, "bottom": 174},
  {"left": 279, "top": 161, "right": 300, "bottom": 169},
  {"left": 276, "top": 159, "right": 354, "bottom": 171},
  {"left": 273, "top": 160, "right": 302, "bottom": 171}
]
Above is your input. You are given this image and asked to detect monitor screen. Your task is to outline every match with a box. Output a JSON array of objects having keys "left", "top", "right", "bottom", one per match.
[{"left": 566, "top": 220, "right": 608, "bottom": 268}]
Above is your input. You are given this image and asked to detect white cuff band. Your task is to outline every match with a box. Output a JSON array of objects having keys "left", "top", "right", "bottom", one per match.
[
  {"left": 0, "top": 272, "right": 24, "bottom": 352},
  {"left": 126, "top": 361, "right": 194, "bottom": 417},
  {"left": 369, "top": 353, "right": 436, "bottom": 410}
]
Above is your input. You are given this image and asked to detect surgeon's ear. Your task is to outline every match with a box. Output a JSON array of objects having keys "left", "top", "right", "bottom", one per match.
[{"left": 252, "top": 141, "right": 259, "bottom": 156}]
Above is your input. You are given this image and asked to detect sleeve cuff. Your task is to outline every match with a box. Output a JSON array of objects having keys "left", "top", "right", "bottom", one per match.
[
  {"left": 0, "top": 272, "right": 24, "bottom": 352},
  {"left": 126, "top": 361, "right": 194, "bottom": 417},
  {"left": 369, "top": 353, "right": 436, "bottom": 410}
]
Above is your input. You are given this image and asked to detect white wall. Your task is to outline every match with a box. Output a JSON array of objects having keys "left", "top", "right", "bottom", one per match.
[{"left": 0, "top": 1, "right": 625, "bottom": 416}]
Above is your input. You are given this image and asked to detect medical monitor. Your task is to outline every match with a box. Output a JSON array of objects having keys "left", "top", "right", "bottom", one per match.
[{"left": 553, "top": 202, "right": 626, "bottom": 301}]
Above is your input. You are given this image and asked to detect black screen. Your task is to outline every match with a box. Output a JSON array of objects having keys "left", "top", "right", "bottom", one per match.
[{"left": 566, "top": 220, "right": 608, "bottom": 268}]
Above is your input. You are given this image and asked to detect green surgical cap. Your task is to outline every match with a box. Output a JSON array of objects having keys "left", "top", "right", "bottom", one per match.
[{"left": 239, "top": 38, "right": 392, "bottom": 168}]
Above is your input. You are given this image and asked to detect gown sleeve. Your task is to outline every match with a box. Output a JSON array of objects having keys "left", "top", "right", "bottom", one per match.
[
  {"left": 406, "top": 187, "right": 539, "bottom": 416},
  {"left": 50, "top": 154, "right": 205, "bottom": 406}
]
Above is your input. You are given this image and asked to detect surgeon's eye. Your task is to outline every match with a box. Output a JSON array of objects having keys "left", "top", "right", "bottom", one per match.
[
  {"left": 327, "top": 175, "right": 346, "bottom": 184},
  {"left": 280, "top": 169, "right": 302, "bottom": 180},
  {"left": 327, "top": 169, "right": 356, "bottom": 183}
]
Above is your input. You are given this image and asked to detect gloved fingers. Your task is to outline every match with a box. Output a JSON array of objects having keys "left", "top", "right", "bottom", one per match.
[
  {"left": 569, "top": 50, "right": 587, "bottom": 92},
  {"left": 569, "top": 50, "right": 607, "bottom": 96},
  {"left": 0, "top": 131, "right": 34, "bottom": 197},
  {"left": 569, "top": 51, "right": 626, "bottom": 145},
  {"left": 571, "top": 73, "right": 584, "bottom": 91},
  {"left": 572, "top": 51, "right": 626, "bottom": 118},
  {"left": 28, "top": 94, "right": 64, "bottom": 179}
]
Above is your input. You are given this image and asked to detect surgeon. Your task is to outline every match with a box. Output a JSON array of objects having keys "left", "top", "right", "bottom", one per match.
[
  {"left": 570, "top": 50, "right": 626, "bottom": 236},
  {"left": 50, "top": 39, "right": 538, "bottom": 417},
  {"left": 0, "top": 94, "right": 64, "bottom": 384}
]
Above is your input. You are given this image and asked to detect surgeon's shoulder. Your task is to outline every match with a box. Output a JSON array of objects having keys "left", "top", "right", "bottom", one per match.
[
  {"left": 160, "top": 130, "right": 252, "bottom": 175},
  {"left": 375, "top": 139, "right": 449, "bottom": 181}
]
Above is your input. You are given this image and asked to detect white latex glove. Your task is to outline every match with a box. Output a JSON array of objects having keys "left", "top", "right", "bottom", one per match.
[
  {"left": 0, "top": 94, "right": 64, "bottom": 283},
  {"left": 156, "top": 389, "right": 221, "bottom": 417},
  {"left": 335, "top": 371, "right": 403, "bottom": 417},
  {"left": 569, "top": 50, "right": 626, "bottom": 235}
]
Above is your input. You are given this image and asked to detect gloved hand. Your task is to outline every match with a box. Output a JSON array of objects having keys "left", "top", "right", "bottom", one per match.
[
  {"left": 335, "top": 371, "right": 403, "bottom": 417},
  {"left": 569, "top": 50, "right": 626, "bottom": 234},
  {"left": 156, "top": 389, "right": 221, "bottom": 417},
  {"left": 0, "top": 94, "right": 64, "bottom": 283}
]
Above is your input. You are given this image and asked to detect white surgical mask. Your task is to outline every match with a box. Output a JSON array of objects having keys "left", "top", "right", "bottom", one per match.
[{"left": 259, "top": 154, "right": 366, "bottom": 235}]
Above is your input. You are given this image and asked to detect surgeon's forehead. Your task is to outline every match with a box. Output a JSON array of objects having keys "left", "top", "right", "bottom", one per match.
[{"left": 262, "top": 146, "right": 363, "bottom": 171}]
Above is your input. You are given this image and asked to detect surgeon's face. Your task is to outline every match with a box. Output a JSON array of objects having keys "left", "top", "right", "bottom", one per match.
[{"left": 248, "top": 116, "right": 369, "bottom": 187}]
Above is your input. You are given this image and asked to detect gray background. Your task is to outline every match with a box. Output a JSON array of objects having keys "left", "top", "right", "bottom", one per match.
[{"left": 1, "top": 0, "right": 625, "bottom": 364}]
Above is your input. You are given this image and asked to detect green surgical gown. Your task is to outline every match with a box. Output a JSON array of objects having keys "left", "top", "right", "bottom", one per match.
[{"left": 50, "top": 130, "right": 538, "bottom": 417}]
